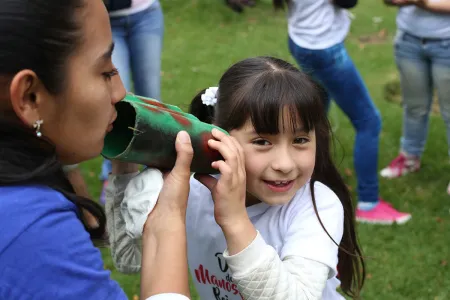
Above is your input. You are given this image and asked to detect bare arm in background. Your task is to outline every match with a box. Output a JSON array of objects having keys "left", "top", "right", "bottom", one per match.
[{"left": 389, "top": 0, "right": 450, "bottom": 13}]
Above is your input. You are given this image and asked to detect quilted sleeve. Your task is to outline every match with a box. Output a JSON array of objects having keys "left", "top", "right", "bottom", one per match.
[
  {"left": 105, "top": 172, "right": 143, "bottom": 274},
  {"left": 223, "top": 232, "right": 330, "bottom": 300}
]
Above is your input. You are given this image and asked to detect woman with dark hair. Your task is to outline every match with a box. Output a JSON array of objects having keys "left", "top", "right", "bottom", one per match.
[{"left": 0, "top": 1, "right": 193, "bottom": 299}]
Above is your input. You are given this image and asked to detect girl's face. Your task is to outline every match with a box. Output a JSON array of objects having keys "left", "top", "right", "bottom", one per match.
[
  {"left": 9, "top": 0, "right": 126, "bottom": 165},
  {"left": 230, "top": 110, "right": 316, "bottom": 206}
]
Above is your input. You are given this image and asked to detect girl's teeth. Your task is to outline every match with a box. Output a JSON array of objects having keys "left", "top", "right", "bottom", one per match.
[{"left": 274, "top": 181, "right": 288, "bottom": 185}]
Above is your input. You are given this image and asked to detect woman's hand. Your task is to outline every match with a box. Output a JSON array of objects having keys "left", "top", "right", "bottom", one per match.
[
  {"left": 195, "top": 129, "right": 256, "bottom": 255},
  {"left": 143, "top": 131, "right": 194, "bottom": 234},
  {"left": 140, "top": 131, "right": 194, "bottom": 299}
]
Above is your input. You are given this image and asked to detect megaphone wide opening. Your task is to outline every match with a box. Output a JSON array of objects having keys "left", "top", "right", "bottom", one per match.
[{"left": 102, "top": 101, "right": 136, "bottom": 158}]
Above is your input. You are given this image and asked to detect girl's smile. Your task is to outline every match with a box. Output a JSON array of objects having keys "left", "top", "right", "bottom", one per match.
[{"left": 263, "top": 179, "right": 295, "bottom": 193}]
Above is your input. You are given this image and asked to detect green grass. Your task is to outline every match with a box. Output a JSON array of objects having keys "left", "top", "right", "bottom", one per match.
[{"left": 81, "top": 0, "right": 450, "bottom": 298}]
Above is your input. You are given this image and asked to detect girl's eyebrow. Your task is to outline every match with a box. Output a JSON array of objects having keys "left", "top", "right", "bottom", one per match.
[{"left": 245, "top": 126, "right": 307, "bottom": 135}]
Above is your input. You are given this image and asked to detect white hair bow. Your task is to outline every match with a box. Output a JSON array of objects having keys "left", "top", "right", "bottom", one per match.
[{"left": 201, "top": 87, "right": 218, "bottom": 106}]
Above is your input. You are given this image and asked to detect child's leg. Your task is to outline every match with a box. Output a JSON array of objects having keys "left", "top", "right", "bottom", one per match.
[
  {"left": 290, "top": 40, "right": 381, "bottom": 204},
  {"left": 288, "top": 38, "right": 332, "bottom": 112},
  {"left": 128, "top": 1, "right": 164, "bottom": 101},
  {"left": 318, "top": 45, "right": 381, "bottom": 205},
  {"left": 430, "top": 37, "right": 450, "bottom": 194},
  {"left": 431, "top": 38, "right": 450, "bottom": 158},
  {"left": 100, "top": 159, "right": 112, "bottom": 204},
  {"left": 110, "top": 15, "right": 132, "bottom": 92},
  {"left": 381, "top": 32, "right": 433, "bottom": 178}
]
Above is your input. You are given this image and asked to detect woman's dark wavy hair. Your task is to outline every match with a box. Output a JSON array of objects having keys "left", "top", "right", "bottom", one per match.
[
  {"left": 190, "top": 56, "right": 365, "bottom": 298},
  {"left": 0, "top": 0, "right": 106, "bottom": 240}
]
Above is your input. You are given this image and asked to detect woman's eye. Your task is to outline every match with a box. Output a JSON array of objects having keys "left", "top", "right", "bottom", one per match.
[
  {"left": 102, "top": 68, "right": 119, "bottom": 80},
  {"left": 252, "top": 139, "right": 271, "bottom": 146},
  {"left": 294, "top": 137, "right": 309, "bottom": 144}
]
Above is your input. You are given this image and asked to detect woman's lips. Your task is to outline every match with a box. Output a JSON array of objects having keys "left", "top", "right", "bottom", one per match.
[{"left": 107, "top": 112, "right": 117, "bottom": 132}]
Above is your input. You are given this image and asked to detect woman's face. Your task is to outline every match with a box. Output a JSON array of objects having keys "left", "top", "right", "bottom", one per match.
[{"left": 10, "top": 0, "right": 126, "bottom": 164}]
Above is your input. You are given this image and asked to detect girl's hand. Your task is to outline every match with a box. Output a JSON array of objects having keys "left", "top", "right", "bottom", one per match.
[
  {"left": 196, "top": 129, "right": 256, "bottom": 255},
  {"left": 195, "top": 128, "right": 248, "bottom": 230}
]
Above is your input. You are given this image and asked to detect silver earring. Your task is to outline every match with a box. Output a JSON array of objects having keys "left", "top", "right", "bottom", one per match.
[{"left": 33, "top": 119, "right": 44, "bottom": 137}]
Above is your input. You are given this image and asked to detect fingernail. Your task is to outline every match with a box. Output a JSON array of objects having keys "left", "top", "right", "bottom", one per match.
[{"left": 178, "top": 131, "right": 191, "bottom": 144}]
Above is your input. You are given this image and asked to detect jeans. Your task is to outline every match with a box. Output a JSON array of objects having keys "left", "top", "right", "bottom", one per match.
[
  {"left": 101, "top": 1, "right": 164, "bottom": 181},
  {"left": 394, "top": 31, "right": 450, "bottom": 157},
  {"left": 289, "top": 38, "right": 382, "bottom": 204}
]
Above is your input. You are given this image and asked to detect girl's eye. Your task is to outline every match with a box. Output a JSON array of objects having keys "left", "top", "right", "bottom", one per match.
[
  {"left": 294, "top": 137, "right": 309, "bottom": 144},
  {"left": 252, "top": 139, "right": 271, "bottom": 146},
  {"left": 102, "top": 68, "right": 119, "bottom": 80}
]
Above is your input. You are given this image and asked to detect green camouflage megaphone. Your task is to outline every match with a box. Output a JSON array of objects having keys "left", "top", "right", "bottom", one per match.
[{"left": 101, "top": 93, "right": 228, "bottom": 174}]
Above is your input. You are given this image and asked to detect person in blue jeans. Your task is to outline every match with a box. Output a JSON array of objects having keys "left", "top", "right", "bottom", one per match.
[
  {"left": 100, "top": 0, "right": 164, "bottom": 203},
  {"left": 379, "top": 0, "right": 450, "bottom": 193},
  {"left": 273, "top": 0, "right": 411, "bottom": 224}
]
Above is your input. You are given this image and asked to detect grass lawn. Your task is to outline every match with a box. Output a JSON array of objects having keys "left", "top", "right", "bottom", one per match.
[{"left": 81, "top": 0, "right": 450, "bottom": 299}]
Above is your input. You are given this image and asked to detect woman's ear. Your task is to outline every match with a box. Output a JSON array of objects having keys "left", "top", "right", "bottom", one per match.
[{"left": 9, "top": 70, "right": 46, "bottom": 127}]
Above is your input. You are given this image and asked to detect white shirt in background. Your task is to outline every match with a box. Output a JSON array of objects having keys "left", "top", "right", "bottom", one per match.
[
  {"left": 287, "top": 0, "right": 351, "bottom": 50},
  {"left": 397, "top": 5, "right": 450, "bottom": 39},
  {"left": 109, "top": 0, "right": 156, "bottom": 17}
]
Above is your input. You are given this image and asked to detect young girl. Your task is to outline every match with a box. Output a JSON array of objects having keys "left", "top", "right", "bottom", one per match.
[{"left": 106, "top": 56, "right": 365, "bottom": 299}]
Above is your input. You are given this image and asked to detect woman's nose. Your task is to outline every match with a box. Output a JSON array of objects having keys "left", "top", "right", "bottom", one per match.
[{"left": 111, "top": 76, "right": 126, "bottom": 104}]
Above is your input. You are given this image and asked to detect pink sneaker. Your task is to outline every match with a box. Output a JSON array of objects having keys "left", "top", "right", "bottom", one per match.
[
  {"left": 380, "top": 153, "right": 420, "bottom": 179},
  {"left": 356, "top": 199, "right": 411, "bottom": 225}
]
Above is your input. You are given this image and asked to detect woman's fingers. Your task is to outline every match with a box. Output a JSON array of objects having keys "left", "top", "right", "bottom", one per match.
[
  {"left": 170, "top": 131, "right": 194, "bottom": 182},
  {"left": 156, "top": 131, "right": 194, "bottom": 210}
]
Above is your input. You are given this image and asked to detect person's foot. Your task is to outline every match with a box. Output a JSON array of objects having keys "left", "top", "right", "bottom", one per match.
[
  {"left": 380, "top": 152, "right": 420, "bottom": 178},
  {"left": 356, "top": 199, "right": 411, "bottom": 225},
  {"left": 447, "top": 181, "right": 450, "bottom": 195},
  {"left": 225, "top": 0, "right": 244, "bottom": 13},
  {"left": 99, "top": 180, "right": 108, "bottom": 205}
]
